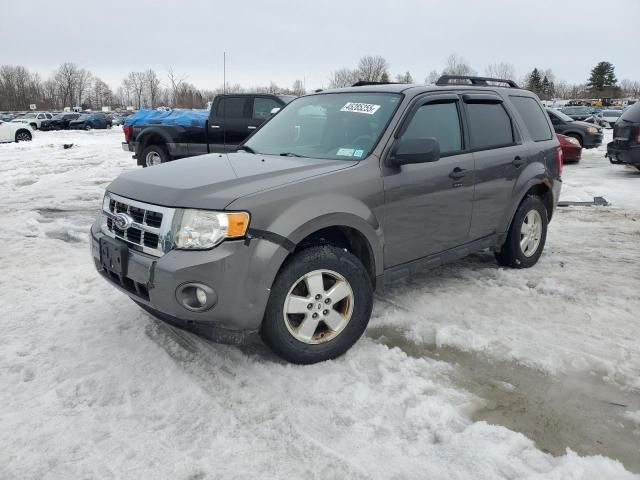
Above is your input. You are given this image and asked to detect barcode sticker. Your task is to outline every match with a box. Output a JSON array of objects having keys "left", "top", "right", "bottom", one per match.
[{"left": 340, "top": 102, "right": 381, "bottom": 115}]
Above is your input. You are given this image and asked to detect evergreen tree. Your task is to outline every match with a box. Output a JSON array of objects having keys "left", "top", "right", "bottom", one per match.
[
  {"left": 527, "top": 68, "right": 542, "bottom": 94},
  {"left": 587, "top": 61, "right": 617, "bottom": 92},
  {"left": 380, "top": 72, "right": 390, "bottom": 83}
]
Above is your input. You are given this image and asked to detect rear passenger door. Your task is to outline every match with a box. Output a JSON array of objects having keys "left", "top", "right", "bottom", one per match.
[
  {"left": 464, "top": 94, "right": 524, "bottom": 240},
  {"left": 380, "top": 94, "right": 475, "bottom": 266},
  {"left": 209, "top": 96, "right": 249, "bottom": 151}
]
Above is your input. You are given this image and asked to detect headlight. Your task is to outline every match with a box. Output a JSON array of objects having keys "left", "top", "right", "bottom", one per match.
[
  {"left": 586, "top": 127, "right": 598, "bottom": 134},
  {"left": 174, "top": 209, "right": 250, "bottom": 250}
]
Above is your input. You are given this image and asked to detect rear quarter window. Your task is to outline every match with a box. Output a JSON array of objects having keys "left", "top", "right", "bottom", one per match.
[{"left": 510, "top": 96, "right": 553, "bottom": 142}]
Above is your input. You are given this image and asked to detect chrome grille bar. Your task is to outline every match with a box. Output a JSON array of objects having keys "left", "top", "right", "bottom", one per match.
[{"left": 101, "top": 192, "right": 175, "bottom": 257}]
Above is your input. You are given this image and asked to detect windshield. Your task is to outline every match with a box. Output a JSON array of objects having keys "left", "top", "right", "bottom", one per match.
[
  {"left": 244, "top": 92, "right": 402, "bottom": 160},
  {"left": 601, "top": 110, "right": 621, "bottom": 117},
  {"left": 21, "top": 113, "right": 36, "bottom": 119},
  {"left": 77, "top": 115, "right": 90, "bottom": 120},
  {"left": 549, "top": 108, "right": 574, "bottom": 122},
  {"left": 563, "top": 107, "right": 590, "bottom": 115},
  {"left": 53, "top": 114, "right": 65, "bottom": 119}
]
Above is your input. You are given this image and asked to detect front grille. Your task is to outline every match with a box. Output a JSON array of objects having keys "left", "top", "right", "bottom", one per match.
[{"left": 102, "top": 193, "right": 174, "bottom": 257}]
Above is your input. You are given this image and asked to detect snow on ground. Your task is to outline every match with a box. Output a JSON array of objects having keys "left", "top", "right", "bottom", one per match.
[{"left": 0, "top": 129, "right": 639, "bottom": 479}]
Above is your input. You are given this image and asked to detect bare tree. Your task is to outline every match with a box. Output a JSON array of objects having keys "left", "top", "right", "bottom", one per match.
[
  {"left": 425, "top": 69, "right": 440, "bottom": 85},
  {"left": 127, "top": 71, "right": 145, "bottom": 109},
  {"left": 291, "top": 79, "right": 305, "bottom": 95},
  {"left": 484, "top": 62, "right": 516, "bottom": 81},
  {"left": 442, "top": 54, "right": 476, "bottom": 77},
  {"left": 144, "top": 69, "right": 161, "bottom": 108},
  {"left": 395, "top": 71, "right": 414, "bottom": 83},
  {"left": 75, "top": 69, "right": 93, "bottom": 108},
  {"left": 54, "top": 62, "right": 80, "bottom": 108},
  {"left": 166, "top": 67, "right": 187, "bottom": 107},
  {"left": 356, "top": 55, "right": 390, "bottom": 82},
  {"left": 328, "top": 68, "right": 359, "bottom": 88}
]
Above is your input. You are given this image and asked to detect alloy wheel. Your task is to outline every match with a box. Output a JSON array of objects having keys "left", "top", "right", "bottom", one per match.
[{"left": 283, "top": 269, "right": 354, "bottom": 344}]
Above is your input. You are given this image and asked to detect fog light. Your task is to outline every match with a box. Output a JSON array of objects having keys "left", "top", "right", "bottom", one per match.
[
  {"left": 195, "top": 287, "right": 207, "bottom": 306},
  {"left": 176, "top": 283, "right": 217, "bottom": 312}
]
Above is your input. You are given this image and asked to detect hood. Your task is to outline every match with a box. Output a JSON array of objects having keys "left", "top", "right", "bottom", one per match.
[{"left": 107, "top": 151, "right": 355, "bottom": 209}]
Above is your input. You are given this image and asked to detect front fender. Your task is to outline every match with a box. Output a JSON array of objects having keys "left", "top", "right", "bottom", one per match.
[{"left": 267, "top": 193, "right": 384, "bottom": 276}]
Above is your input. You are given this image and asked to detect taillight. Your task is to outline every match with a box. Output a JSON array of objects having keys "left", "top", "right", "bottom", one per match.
[
  {"left": 123, "top": 124, "right": 132, "bottom": 143},
  {"left": 555, "top": 146, "right": 563, "bottom": 177}
]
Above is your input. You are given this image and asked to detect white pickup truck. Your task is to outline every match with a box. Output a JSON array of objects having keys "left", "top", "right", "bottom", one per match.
[
  {"left": 0, "top": 119, "right": 33, "bottom": 143},
  {"left": 11, "top": 112, "right": 54, "bottom": 130}
]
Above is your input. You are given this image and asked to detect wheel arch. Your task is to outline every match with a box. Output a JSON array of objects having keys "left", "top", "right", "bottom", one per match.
[{"left": 503, "top": 178, "right": 555, "bottom": 236}]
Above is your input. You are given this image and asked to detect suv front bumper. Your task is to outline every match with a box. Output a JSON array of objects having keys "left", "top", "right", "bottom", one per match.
[{"left": 90, "top": 220, "right": 288, "bottom": 334}]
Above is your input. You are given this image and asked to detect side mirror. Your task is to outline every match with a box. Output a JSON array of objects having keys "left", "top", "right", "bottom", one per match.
[
  {"left": 389, "top": 137, "right": 440, "bottom": 166},
  {"left": 270, "top": 107, "right": 281, "bottom": 116}
]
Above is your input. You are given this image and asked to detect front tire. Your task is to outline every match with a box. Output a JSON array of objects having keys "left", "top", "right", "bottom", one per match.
[
  {"left": 15, "top": 130, "right": 32, "bottom": 142},
  {"left": 141, "top": 144, "right": 170, "bottom": 167},
  {"left": 495, "top": 195, "right": 548, "bottom": 268},
  {"left": 567, "top": 134, "right": 583, "bottom": 148},
  {"left": 261, "top": 245, "right": 373, "bottom": 364},
  {"left": 84, "top": 123, "right": 92, "bottom": 131}
]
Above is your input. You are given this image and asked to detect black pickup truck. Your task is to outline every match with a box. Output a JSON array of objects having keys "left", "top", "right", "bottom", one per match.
[{"left": 123, "top": 94, "right": 295, "bottom": 167}]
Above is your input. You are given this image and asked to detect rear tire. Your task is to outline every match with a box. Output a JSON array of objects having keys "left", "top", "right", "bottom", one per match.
[
  {"left": 495, "top": 195, "right": 548, "bottom": 269},
  {"left": 141, "top": 144, "right": 170, "bottom": 167},
  {"left": 261, "top": 245, "right": 373, "bottom": 364}
]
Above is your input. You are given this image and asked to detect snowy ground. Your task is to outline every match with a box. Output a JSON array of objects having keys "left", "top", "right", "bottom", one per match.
[{"left": 1, "top": 129, "right": 639, "bottom": 479}]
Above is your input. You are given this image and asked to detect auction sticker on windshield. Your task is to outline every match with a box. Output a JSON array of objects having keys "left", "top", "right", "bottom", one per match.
[{"left": 340, "top": 102, "right": 381, "bottom": 115}]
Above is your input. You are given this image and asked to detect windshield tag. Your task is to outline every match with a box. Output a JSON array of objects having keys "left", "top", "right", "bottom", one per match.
[
  {"left": 337, "top": 148, "right": 355, "bottom": 157},
  {"left": 353, "top": 149, "right": 364, "bottom": 158},
  {"left": 340, "top": 102, "right": 381, "bottom": 115}
]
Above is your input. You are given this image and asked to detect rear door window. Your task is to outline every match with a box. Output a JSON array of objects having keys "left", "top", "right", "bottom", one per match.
[
  {"left": 465, "top": 102, "right": 515, "bottom": 150},
  {"left": 510, "top": 96, "right": 553, "bottom": 141}
]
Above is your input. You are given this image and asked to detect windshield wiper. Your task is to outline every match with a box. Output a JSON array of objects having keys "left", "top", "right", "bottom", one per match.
[
  {"left": 236, "top": 145, "right": 256, "bottom": 154},
  {"left": 279, "top": 152, "right": 304, "bottom": 157}
]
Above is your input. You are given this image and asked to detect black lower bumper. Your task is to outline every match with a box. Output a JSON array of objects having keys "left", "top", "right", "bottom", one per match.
[{"left": 607, "top": 143, "right": 640, "bottom": 166}]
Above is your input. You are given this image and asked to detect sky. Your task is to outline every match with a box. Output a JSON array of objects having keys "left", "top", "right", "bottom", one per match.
[{"left": 2, "top": 0, "right": 639, "bottom": 91}]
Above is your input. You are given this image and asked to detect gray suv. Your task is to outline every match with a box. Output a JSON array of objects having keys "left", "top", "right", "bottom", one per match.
[{"left": 91, "top": 75, "right": 562, "bottom": 364}]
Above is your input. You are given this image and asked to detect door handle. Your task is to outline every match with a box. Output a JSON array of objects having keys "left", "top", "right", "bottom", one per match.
[
  {"left": 248, "top": 126, "right": 257, "bottom": 130},
  {"left": 512, "top": 156, "right": 525, "bottom": 167},
  {"left": 448, "top": 167, "right": 467, "bottom": 180},
  {"left": 210, "top": 125, "right": 220, "bottom": 129}
]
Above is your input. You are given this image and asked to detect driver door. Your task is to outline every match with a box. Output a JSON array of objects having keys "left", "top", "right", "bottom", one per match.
[{"left": 378, "top": 94, "right": 474, "bottom": 267}]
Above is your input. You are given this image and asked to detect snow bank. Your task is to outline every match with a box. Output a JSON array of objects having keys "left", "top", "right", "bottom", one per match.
[{"left": 0, "top": 129, "right": 638, "bottom": 479}]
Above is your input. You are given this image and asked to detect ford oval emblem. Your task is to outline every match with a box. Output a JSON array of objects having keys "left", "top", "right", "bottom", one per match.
[{"left": 114, "top": 212, "right": 133, "bottom": 230}]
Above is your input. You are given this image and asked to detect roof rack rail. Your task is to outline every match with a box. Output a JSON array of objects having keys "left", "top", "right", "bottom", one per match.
[
  {"left": 435, "top": 75, "right": 519, "bottom": 88},
  {"left": 352, "top": 81, "right": 404, "bottom": 87}
]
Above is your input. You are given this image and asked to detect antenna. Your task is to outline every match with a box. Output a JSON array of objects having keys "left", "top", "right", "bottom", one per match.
[{"left": 223, "top": 51, "right": 226, "bottom": 151}]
